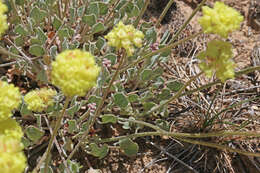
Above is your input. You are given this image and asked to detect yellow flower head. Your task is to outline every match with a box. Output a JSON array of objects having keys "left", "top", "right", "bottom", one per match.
[
  {"left": 0, "top": 118, "right": 23, "bottom": 140},
  {"left": 0, "top": 136, "right": 26, "bottom": 173},
  {"left": 199, "top": 1, "right": 244, "bottom": 38},
  {"left": 51, "top": 49, "right": 100, "bottom": 97},
  {"left": 24, "top": 88, "right": 57, "bottom": 112},
  {"left": 0, "top": 81, "right": 21, "bottom": 121},
  {"left": 0, "top": 1, "right": 8, "bottom": 37},
  {"left": 105, "top": 21, "right": 144, "bottom": 56},
  {"left": 198, "top": 40, "right": 235, "bottom": 82}
]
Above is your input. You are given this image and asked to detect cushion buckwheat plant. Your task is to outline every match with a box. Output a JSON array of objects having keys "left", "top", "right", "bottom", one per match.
[
  {"left": 24, "top": 88, "right": 57, "bottom": 112},
  {"left": 0, "top": 0, "right": 7, "bottom": 37},
  {"left": 198, "top": 1, "right": 244, "bottom": 38},
  {"left": 0, "top": 81, "right": 21, "bottom": 121},
  {"left": 198, "top": 39, "right": 235, "bottom": 82},
  {"left": 0, "top": 118, "right": 23, "bottom": 140},
  {"left": 105, "top": 21, "right": 144, "bottom": 56},
  {"left": 51, "top": 49, "right": 100, "bottom": 97},
  {"left": 0, "top": 136, "right": 26, "bottom": 173}
]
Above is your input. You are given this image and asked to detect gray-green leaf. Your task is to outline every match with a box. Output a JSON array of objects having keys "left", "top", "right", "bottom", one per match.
[
  {"left": 119, "top": 138, "right": 139, "bottom": 157},
  {"left": 101, "top": 114, "right": 118, "bottom": 124},
  {"left": 88, "top": 143, "right": 109, "bottom": 159},
  {"left": 82, "top": 14, "right": 97, "bottom": 26},
  {"left": 113, "top": 92, "right": 129, "bottom": 108},
  {"left": 29, "top": 45, "right": 45, "bottom": 57},
  {"left": 92, "top": 22, "right": 105, "bottom": 34},
  {"left": 25, "top": 126, "right": 44, "bottom": 142},
  {"left": 166, "top": 81, "right": 184, "bottom": 92}
]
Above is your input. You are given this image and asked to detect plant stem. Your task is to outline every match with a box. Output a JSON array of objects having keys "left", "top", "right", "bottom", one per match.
[
  {"left": 57, "top": 0, "right": 62, "bottom": 19},
  {"left": 104, "top": 0, "right": 120, "bottom": 26},
  {"left": 235, "top": 65, "right": 260, "bottom": 77},
  {"left": 0, "top": 47, "right": 24, "bottom": 59},
  {"left": 96, "top": 131, "right": 260, "bottom": 143},
  {"left": 134, "top": 0, "right": 150, "bottom": 27},
  {"left": 174, "top": 137, "right": 260, "bottom": 157},
  {"left": 118, "top": 117, "right": 164, "bottom": 132},
  {"left": 142, "top": 72, "right": 203, "bottom": 116},
  {"left": 169, "top": 0, "right": 207, "bottom": 44},
  {"left": 67, "top": 50, "right": 127, "bottom": 161},
  {"left": 43, "top": 97, "right": 71, "bottom": 173},
  {"left": 94, "top": 127, "right": 260, "bottom": 158},
  {"left": 180, "top": 65, "right": 260, "bottom": 97},
  {"left": 155, "top": 0, "right": 175, "bottom": 27},
  {"left": 10, "top": 0, "right": 26, "bottom": 27},
  {"left": 120, "top": 32, "right": 202, "bottom": 73},
  {"left": 77, "top": 109, "right": 90, "bottom": 124}
]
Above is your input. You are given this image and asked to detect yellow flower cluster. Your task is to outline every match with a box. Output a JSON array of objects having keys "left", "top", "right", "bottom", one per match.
[
  {"left": 199, "top": 1, "right": 244, "bottom": 38},
  {"left": 0, "top": 1, "right": 7, "bottom": 37},
  {"left": 0, "top": 118, "right": 23, "bottom": 140},
  {"left": 0, "top": 81, "right": 21, "bottom": 121},
  {"left": 51, "top": 49, "right": 100, "bottom": 97},
  {"left": 105, "top": 21, "right": 144, "bottom": 56},
  {"left": 0, "top": 136, "right": 26, "bottom": 173},
  {"left": 24, "top": 88, "right": 57, "bottom": 112},
  {"left": 198, "top": 40, "right": 235, "bottom": 82},
  {"left": 0, "top": 81, "right": 26, "bottom": 172}
]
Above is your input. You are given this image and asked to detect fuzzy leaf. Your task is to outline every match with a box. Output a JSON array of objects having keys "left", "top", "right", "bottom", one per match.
[
  {"left": 166, "top": 81, "right": 184, "bottom": 92},
  {"left": 96, "top": 37, "right": 105, "bottom": 50},
  {"left": 145, "top": 27, "right": 157, "bottom": 43},
  {"left": 82, "top": 14, "right": 97, "bottom": 26},
  {"left": 128, "top": 94, "right": 139, "bottom": 102},
  {"left": 88, "top": 143, "right": 109, "bottom": 159},
  {"left": 67, "top": 160, "right": 82, "bottom": 173},
  {"left": 158, "top": 88, "right": 172, "bottom": 100},
  {"left": 119, "top": 138, "right": 139, "bottom": 157},
  {"left": 30, "top": 7, "right": 47, "bottom": 23},
  {"left": 92, "top": 22, "right": 105, "bottom": 34},
  {"left": 104, "top": 53, "right": 117, "bottom": 65},
  {"left": 69, "top": 7, "right": 76, "bottom": 23},
  {"left": 53, "top": 16, "right": 62, "bottom": 30},
  {"left": 68, "top": 120, "right": 77, "bottom": 133},
  {"left": 40, "top": 166, "right": 53, "bottom": 173},
  {"left": 98, "top": 2, "right": 108, "bottom": 15},
  {"left": 86, "top": 2, "right": 99, "bottom": 16},
  {"left": 21, "top": 137, "right": 31, "bottom": 148},
  {"left": 114, "top": 92, "right": 128, "bottom": 108},
  {"left": 14, "top": 36, "right": 24, "bottom": 47},
  {"left": 125, "top": 2, "right": 134, "bottom": 17},
  {"left": 129, "top": 5, "right": 140, "bottom": 17},
  {"left": 77, "top": 6, "right": 85, "bottom": 17},
  {"left": 141, "top": 69, "right": 153, "bottom": 81},
  {"left": 50, "top": 45, "right": 58, "bottom": 58},
  {"left": 35, "top": 27, "right": 47, "bottom": 44},
  {"left": 15, "top": 0, "right": 25, "bottom": 6},
  {"left": 155, "top": 119, "right": 170, "bottom": 131},
  {"left": 29, "top": 45, "right": 45, "bottom": 57},
  {"left": 101, "top": 114, "right": 118, "bottom": 124},
  {"left": 14, "top": 24, "right": 28, "bottom": 36},
  {"left": 25, "top": 126, "right": 44, "bottom": 142},
  {"left": 143, "top": 102, "right": 156, "bottom": 112},
  {"left": 36, "top": 69, "right": 48, "bottom": 83},
  {"left": 58, "top": 28, "right": 69, "bottom": 40}
]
